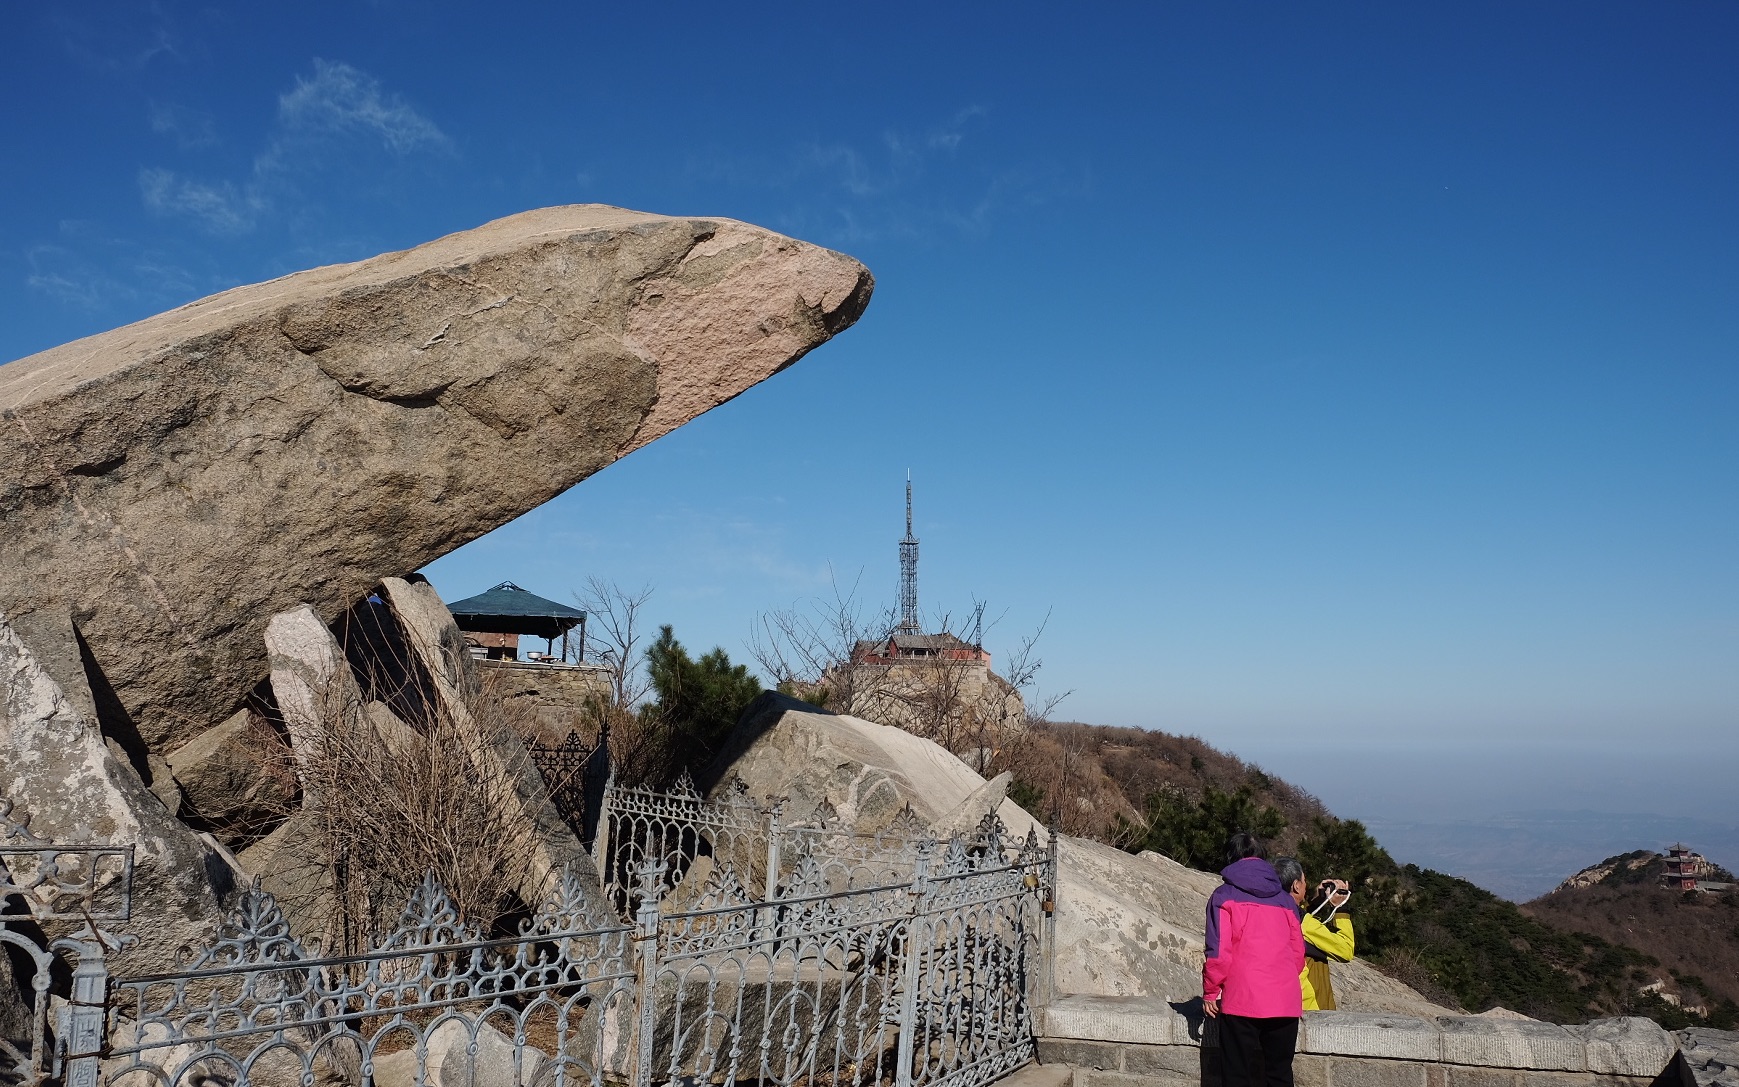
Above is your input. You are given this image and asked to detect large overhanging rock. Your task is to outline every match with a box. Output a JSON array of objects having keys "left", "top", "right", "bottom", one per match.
[
  {"left": 0, "top": 206, "right": 872, "bottom": 754},
  {"left": 710, "top": 693, "right": 1452, "bottom": 1017}
]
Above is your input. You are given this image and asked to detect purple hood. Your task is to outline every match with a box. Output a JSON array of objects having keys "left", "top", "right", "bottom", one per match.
[
  {"left": 1220, "top": 857, "right": 1287, "bottom": 899},
  {"left": 1204, "top": 857, "right": 1289, "bottom": 959}
]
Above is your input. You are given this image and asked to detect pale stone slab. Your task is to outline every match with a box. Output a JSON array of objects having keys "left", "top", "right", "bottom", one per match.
[
  {"left": 379, "top": 577, "right": 607, "bottom": 910},
  {"left": 1323, "top": 1058, "right": 1431, "bottom": 1087},
  {"left": 1578, "top": 1017, "right": 1676, "bottom": 1077},
  {"left": 1300, "top": 1012, "right": 1443, "bottom": 1063},
  {"left": 1041, "top": 995, "right": 1183, "bottom": 1046},
  {"left": 0, "top": 611, "right": 236, "bottom": 972},
  {"left": 1437, "top": 1015, "right": 1586, "bottom": 1072},
  {"left": 992, "top": 1062, "right": 1072, "bottom": 1087}
]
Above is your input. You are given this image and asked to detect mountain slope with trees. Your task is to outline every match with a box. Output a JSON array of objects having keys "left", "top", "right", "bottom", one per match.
[
  {"left": 990, "top": 719, "right": 1732, "bottom": 1027},
  {"left": 1523, "top": 851, "right": 1739, "bottom": 1026}
]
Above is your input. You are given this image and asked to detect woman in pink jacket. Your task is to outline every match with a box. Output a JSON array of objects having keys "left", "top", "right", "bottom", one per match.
[{"left": 1202, "top": 834, "right": 1305, "bottom": 1087}]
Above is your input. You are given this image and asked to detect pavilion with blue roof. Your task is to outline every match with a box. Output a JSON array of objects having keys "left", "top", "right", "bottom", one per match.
[{"left": 447, "top": 581, "right": 587, "bottom": 664}]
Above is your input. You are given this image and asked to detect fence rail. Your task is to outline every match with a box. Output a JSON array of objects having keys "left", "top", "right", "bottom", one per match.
[{"left": 0, "top": 785, "right": 1054, "bottom": 1087}]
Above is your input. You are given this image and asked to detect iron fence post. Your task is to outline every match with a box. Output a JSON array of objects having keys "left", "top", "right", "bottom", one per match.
[
  {"left": 894, "top": 839, "right": 934, "bottom": 1087},
  {"left": 592, "top": 773, "right": 616, "bottom": 877},
  {"left": 1042, "top": 823, "right": 1059, "bottom": 1010},
  {"left": 631, "top": 860, "right": 666, "bottom": 1087},
  {"left": 763, "top": 799, "right": 784, "bottom": 901},
  {"left": 758, "top": 800, "right": 784, "bottom": 944},
  {"left": 55, "top": 927, "right": 112, "bottom": 1087}
]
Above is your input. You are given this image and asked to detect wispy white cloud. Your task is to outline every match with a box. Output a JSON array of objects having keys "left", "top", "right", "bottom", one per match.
[
  {"left": 148, "top": 101, "right": 217, "bottom": 149},
  {"left": 275, "top": 59, "right": 450, "bottom": 154},
  {"left": 691, "top": 104, "right": 1082, "bottom": 244},
  {"left": 138, "top": 168, "right": 260, "bottom": 234},
  {"left": 137, "top": 59, "right": 449, "bottom": 236},
  {"left": 54, "top": 9, "right": 182, "bottom": 74},
  {"left": 25, "top": 231, "right": 203, "bottom": 312},
  {"left": 925, "top": 105, "right": 987, "bottom": 151}
]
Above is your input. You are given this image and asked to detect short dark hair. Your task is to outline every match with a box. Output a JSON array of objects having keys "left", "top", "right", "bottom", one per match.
[
  {"left": 1273, "top": 857, "right": 1304, "bottom": 889},
  {"left": 1225, "top": 832, "right": 1268, "bottom": 866}
]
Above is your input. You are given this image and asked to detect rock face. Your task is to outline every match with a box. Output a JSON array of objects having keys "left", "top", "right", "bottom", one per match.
[
  {"left": 163, "top": 709, "right": 296, "bottom": 846},
  {"left": 0, "top": 609, "right": 236, "bottom": 973},
  {"left": 378, "top": 576, "right": 602, "bottom": 899},
  {"left": 0, "top": 206, "right": 872, "bottom": 755},
  {"left": 709, "top": 694, "right": 1451, "bottom": 1017},
  {"left": 1677, "top": 1027, "right": 1739, "bottom": 1086}
]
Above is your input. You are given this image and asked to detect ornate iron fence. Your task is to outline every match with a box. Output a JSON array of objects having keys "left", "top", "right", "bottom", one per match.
[
  {"left": 0, "top": 799, "right": 135, "bottom": 1087},
  {"left": 593, "top": 774, "right": 942, "bottom": 914},
  {"left": 0, "top": 788, "right": 1053, "bottom": 1087},
  {"left": 527, "top": 730, "right": 601, "bottom": 835},
  {"left": 636, "top": 816, "right": 1049, "bottom": 1087},
  {"left": 99, "top": 868, "right": 631, "bottom": 1087}
]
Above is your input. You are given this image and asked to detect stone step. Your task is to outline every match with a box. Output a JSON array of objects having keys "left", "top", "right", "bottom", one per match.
[{"left": 993, "top": 1059, "right": 1074, "bottom": 1087}]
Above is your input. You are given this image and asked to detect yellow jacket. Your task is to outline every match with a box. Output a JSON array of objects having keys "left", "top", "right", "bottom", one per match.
[{"left": 1300, "top": 913, "right": 1355, "bottom": 1011}]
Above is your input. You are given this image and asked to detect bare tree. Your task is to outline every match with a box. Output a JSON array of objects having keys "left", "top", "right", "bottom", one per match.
[
  {"left": 755, "top": 576, "right": 1068, "bottom": 782},
  {"left": 748, "top": 569, "right": 895, "bottom": 711},
  {"left": 572, "top": 578, "right": 689, "bottom": 786},
  {"left": 574, "top": 578, "right": 655, "bottom": 710},
  {"left": 999, "top": 607, "right": 1072, "bottom": 725}
]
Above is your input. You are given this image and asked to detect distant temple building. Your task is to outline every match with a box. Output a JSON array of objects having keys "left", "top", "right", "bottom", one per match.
[
  {"left": 1663, "top": 843, "right": 1704, "bottom": 890},
  {"left": 851, "top": 632, "right": 991, "bottom": 666},
  {"left": 1660, "top": 843, "right": 1733, "bottom": 894}
]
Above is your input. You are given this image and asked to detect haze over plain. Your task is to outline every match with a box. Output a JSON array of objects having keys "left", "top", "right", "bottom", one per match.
[{"left": 3, "top": 2, "right": 1733, "bottom": 894}]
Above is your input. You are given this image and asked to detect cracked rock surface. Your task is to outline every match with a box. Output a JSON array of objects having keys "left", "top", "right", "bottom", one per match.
[
  {"left": 0, "top": 206, "right": 872, "bottom": 753},
  {"left": 1680, "top": 1028, "right": 1739, "bottom": 1086}
]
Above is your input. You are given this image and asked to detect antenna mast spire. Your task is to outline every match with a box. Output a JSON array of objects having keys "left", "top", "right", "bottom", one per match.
[{"left": 898, "top": 472, "right": 920, "bottom": 633}]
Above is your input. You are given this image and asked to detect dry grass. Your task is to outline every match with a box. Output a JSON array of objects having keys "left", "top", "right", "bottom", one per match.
[{"left": 271, "top": 610, "right": 558, "bottom": 949}]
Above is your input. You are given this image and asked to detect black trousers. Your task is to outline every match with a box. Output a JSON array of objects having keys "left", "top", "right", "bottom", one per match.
[{"left": 1217, "top": 1014, "right": 1298, "bottom": 1087}]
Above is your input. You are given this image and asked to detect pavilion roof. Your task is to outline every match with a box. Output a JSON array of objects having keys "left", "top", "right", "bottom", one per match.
[{"left": 447, "top": 582, "right": 586, "bottom": 638}]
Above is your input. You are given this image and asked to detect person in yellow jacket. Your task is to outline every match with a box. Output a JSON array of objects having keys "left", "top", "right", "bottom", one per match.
[
  {"left": 1301, "top": 880, "right": 1354, "bottom": 1010},
  {"left": 1274, "top": 859, "right": 1356, "bottom": 1010}
]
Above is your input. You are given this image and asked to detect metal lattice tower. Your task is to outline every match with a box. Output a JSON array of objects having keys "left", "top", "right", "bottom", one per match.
[{"left": 898, "top": 473, "right": 920, "bottom": 633}]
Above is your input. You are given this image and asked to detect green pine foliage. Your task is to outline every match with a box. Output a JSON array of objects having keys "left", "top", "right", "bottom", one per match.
[
  {"left": 645, "top": 625, "right": 764, "bottom": 771},
  {"left": 1127, "top": 784, "right": 1287, "bottom": 869},
  {"left": 1396, "top": 866, "right": 1649, "bottom": 1022}
]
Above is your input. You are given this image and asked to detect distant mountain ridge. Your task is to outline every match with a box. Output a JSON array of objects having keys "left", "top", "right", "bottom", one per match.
[{"left": 1362, "top": 810, "right": 1739, "bottom": 902}]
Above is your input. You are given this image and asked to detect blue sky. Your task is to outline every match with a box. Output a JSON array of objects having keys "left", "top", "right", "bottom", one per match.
[{"left": 4, "top": 3, "right": 1735, "bottom": 855}]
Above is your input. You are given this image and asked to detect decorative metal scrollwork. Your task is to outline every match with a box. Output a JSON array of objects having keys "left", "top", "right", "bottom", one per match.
[
  {"left": 2, "top": 780, "right": 1053, "bottom": 1087},
  {"left": 375, "top": 872, "right": 478, "bottom": 949}
]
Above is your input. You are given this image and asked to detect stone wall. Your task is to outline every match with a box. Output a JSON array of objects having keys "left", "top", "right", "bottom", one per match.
[
  {"left": 837, "top": 658, "right": 1025, "bottom": 749},
  {"left": 478, "top": 659, "right": 610, "bottom": 742},
  {"left": 1038, "top": 996, "right": 1678, "bottom": 1087}
]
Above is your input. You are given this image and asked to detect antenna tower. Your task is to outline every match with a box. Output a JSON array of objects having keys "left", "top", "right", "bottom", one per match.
[{"left": 898, "top": 473, "right": 920, "bottom": 633}]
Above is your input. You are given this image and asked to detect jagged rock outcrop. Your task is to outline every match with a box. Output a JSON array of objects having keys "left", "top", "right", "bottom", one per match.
[
  {"left": 0, "top": 609, "right": 237, "bottom": 973},
  {"left": 0, "top": 205, "right": 872, "bottom": 756},
  {"left": 163, "top": 709, "right": 295, "bottom": 846},
  {"left": 1677, "top": 1027, "right": 1739, "bottom": 1086},
  {"left": 378, "top": 576, "right": 601, "bottom": 897},
  {"left": 236, "top": 580, "right": 611, "bottom": 943},
  {"left": 709, "top": 693, "right": 1452, "bottom": 1017}
]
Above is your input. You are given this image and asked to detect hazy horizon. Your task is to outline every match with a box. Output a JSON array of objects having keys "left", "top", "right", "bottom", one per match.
[{"left": 1242, "top": 743, "right": 1739, "bottom": 900}]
